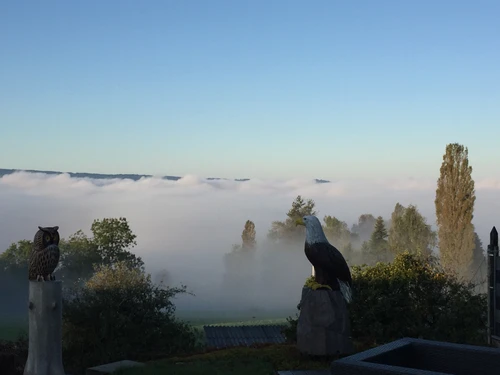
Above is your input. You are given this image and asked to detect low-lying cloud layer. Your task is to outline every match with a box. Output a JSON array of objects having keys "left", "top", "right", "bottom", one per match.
[{"left": 1, "top": 172, "right": 499, "bottom": 313}]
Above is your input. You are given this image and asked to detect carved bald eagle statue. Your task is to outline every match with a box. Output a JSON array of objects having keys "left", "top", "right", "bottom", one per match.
[{"left": 296, "top": 215, "right": 353, "bottom": 303}]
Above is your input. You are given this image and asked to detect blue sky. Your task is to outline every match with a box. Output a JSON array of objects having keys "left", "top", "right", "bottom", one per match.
[{"left": 1, "top": 0, "right": 499, "bottom": 180}]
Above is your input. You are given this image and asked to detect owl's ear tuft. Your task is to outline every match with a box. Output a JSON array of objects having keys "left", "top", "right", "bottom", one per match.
[
  {"left": 38, "top": 226, "right": 43, "bottom": 231},
  {"left": 53, "top": 226, "right": 59, "bottom": 231}
]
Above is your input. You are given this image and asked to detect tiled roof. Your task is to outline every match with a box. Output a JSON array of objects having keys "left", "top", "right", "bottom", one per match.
[{"left": 203, "top": 324, "right": 287, "bottom": 349}]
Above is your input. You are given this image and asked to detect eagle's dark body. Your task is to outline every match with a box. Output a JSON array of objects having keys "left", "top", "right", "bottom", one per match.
[
  {"left": 298, "top": 215, "right": 353, "bottom": 302},
  {"left": 305, "top": 241, "right": 352, "bottom": 292},
  {"left": 28, "top": 226, "right": 60, "bottom": 281}
]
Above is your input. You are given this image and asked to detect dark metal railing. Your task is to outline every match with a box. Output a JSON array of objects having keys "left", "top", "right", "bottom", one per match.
[{"left": 487, "top": 226, "right": 499, "bottom": 346}]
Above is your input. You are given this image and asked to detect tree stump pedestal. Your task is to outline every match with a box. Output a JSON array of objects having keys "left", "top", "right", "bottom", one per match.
[
  {"left": 24, "top": 280, "right": 65, "bottom": 375},
  {"left": 296, "top": 286, "right": 354, "bottom": 357}
]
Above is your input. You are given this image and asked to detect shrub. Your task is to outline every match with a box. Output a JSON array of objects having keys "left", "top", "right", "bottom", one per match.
[
  {"left": 282, "top": 314, "right": 299, "bottom": 343},
  {"left": 0, "top": 335, "right": 28, "bottom": 375},
  {"left": 62, "top": 261, "right": 200, "bottom": 373},
  {"left": 350, "top": 252, "right": 487, "bottom": 345},
  {"left": 284, "top": 252, "right": 487, "bottom": 346}
]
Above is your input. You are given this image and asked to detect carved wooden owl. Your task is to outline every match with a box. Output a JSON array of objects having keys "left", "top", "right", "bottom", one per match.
[{"left": 28, "top": 226, "right": 60, "bottom": 281}]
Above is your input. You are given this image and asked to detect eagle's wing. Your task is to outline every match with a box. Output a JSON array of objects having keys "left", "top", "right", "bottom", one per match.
[{"left": 313, "top": 242, "right": 352, "bottom": 285}]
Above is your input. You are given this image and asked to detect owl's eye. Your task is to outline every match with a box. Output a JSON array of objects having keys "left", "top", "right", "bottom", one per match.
[{"left": 45, "top": 235, "right": 51, "bottom": 242}]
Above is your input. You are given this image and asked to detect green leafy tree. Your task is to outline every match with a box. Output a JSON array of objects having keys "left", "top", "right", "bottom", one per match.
[
  {"left": 0, "top": 242, "right": 31, "bottom": 317},
  {"left": 59, "top": 230, "right": 101, "bottom": 286},
  {"left": 91, "top": 217, "right": 143, "bottom": 269},
  {"left": 62, "top": 261, "right": 197, "bottom": 372},
  {"left": 435, "top": 143, "right": 476, "bottom": 279},
  {"left": 323, "top": 216, "right": 351, "bottom": 250},
  {"left": 153, "top": 268, "right": 171, "bottom": 288},
  {"left": 361, "top": 241, "right": 370, "bottom": 255},
  {"left": 342, "top": 242, "right": 355, "bottom": 264},
  {"left": 351, "top": 214, "right": 376, "bottom": 245},
  {"left": 224, "top": 220, "right": 258, "bottom": 299},
  {"left": 388, "top": 203, "right": 437, "bottom": 257},
  {"left": 0, "top": 240, "right": 32, "bottom": 270},
  {"left": 241, "top": 220, "right": 256, "bottom": 250},
  {"left": 268, "top": 195, "right": 316, "bottom": 242}
]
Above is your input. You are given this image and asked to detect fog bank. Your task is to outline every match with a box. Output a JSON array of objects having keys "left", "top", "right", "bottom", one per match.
[{"left": 1, "top": 172, "right": 499, "bottom": 314}]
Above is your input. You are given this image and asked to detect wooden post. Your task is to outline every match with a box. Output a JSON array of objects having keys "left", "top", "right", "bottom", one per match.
[{"left": 24, "top": 281, "right": 65, "bottom": 375}]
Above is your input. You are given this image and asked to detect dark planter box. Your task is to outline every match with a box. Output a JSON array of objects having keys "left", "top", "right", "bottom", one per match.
[{"left": 331, "top": 337, "right": 500, "bottom": 375}]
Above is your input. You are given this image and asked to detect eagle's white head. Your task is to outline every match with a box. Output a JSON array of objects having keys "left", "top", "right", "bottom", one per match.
[{"left": 295, "top": 215, "right": 328, "bottom": 244}]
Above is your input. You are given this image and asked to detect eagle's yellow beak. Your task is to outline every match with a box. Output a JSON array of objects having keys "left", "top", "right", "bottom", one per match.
[{"left": 295, "top": 217, "right": 305, "bottom": 226}]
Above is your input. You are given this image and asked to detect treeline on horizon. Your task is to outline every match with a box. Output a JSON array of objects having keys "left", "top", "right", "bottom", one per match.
[{"left": 225, "top": 142, "right": 486, "bottom": 290}]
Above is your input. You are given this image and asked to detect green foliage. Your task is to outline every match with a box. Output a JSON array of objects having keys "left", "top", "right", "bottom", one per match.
[
  {"left": 284, "top": 253, "right": 487, "bottom": 347},
  {"left": 59, "top": 230, "right": 101, "bottom": 286},
  {"left": 231, "top": 219, "right": 257, "bottom": 253},
  {"left": 351, "top": 214, "right": 376, "bottom": 244},
  {"left": 322, "top": 216, "right": 351, "bottom": 251},
  {"left": 0, "top": 240, "right": 32, "bottom": 270},
  {"left": 388, "top": 203, "right": 436, "bottom": 258},
  {"left": 91, "top": 217, "right": 143, "bottom": 269},
  {"left": 349, "top": 252, "right": 487, "bottom": 345},
  {"left": 282, "top": 315, "right": 299, "bottom": 343},
  {"left": 341, "top": 242, "right": 354, "bottom": 263},
  {"left": 0, "top": 317, "right": 27, "bottom": 341},
  {"left": 62, "top": 261, "right": 199, "bottom": 372},
  {"left": 361, "top": 216, "right": 392, "bottom": 264},
  {"left": 115, "top": 358, "right": 276, "bottom": 375},
  {"left": 153, "top": 268, "right": 171, "bottom": 287},
  {"left": 0, "top": 217, "right": 145, "bottom": 290},
  {"left": 303, "top": 275, "right": 331, "bottom": 290},
  {"left": 435, "top": 143, "right": 476, "bottom": 279},
  {"left": 143, "top": 344, "right": 334, "bottom": 372},
  {"left": 268, "top": 195, "right": 316, "bottom": 242},
  {"left": 241, "top": 220, "right": 257, "bottom": 250},
  {"left": 223, "top": 219, "right": 258, "bottom": 301},
  {"left": 0, "top": 335, "right": 28, "bottom": 375}
]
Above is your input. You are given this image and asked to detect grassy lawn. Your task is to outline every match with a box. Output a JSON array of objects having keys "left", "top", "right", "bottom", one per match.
[
  {"left": 191, "top": 318, "right": 288, "bottom": 332},
  {"left": 0, "top": 316, "right": 27, "bottom": 341},
  {"left": 113, "top": 343, "right": 359, "bottom": 375},
  {"left": 177, "top": 309, "right": 294, "bottom": 328},
  {"left": 0, "top": 309, "right": 290, "bottom": 342},
  {"left": 114, "top": 357, "right": 275, "bottom": 375}
]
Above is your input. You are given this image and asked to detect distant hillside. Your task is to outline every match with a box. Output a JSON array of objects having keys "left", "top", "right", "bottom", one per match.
[{"left": 0, "top": 168, "right": 330, "bottom": 184}]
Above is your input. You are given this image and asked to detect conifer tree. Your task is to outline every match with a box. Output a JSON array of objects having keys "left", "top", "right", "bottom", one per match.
[
  {"left": 268, "top": 195, "right": 316, "bottom": 241},
  {"left": 367, "top": 216, "right": 391, "bottom": 263}
]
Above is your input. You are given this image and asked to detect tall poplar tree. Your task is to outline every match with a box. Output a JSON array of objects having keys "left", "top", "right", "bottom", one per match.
[
  {"left": 241, "top": 220, "right": 257, "bottom": 250},
  {"left": 435, "top": 143, "right": 476, "bottom": 278}
]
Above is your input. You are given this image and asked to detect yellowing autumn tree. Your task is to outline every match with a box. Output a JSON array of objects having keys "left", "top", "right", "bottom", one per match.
[{"left": 435, "top": 143, "right": 476, "bottom": 279}]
